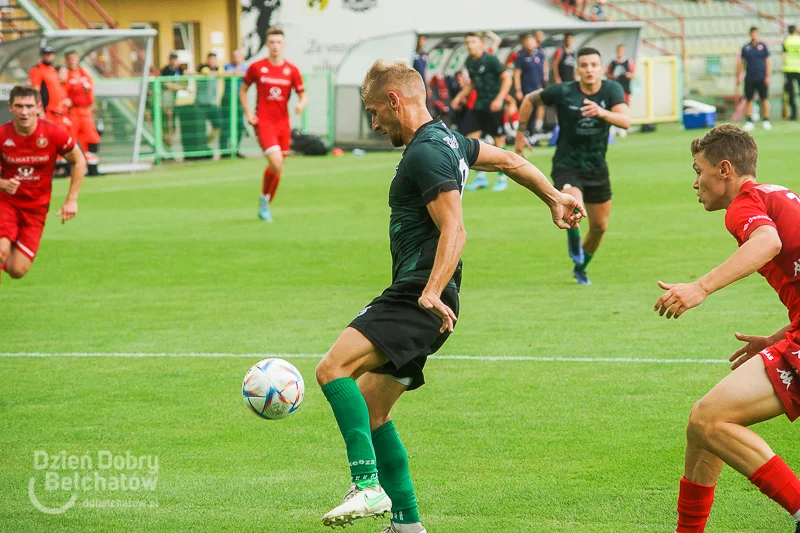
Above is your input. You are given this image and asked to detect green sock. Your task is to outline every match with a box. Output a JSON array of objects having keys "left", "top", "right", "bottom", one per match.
[
  {"left": 567, "top": 228, "right": 580, "bottom": 239},
  {"left": 372, "top": 421, "right": 420, "bottom": 524},
  {"left": 581, "top": 252, "right": 594, "bottom": 271},
  {"left": 321, "top": 377, "right": 378, "bottom": 488}
]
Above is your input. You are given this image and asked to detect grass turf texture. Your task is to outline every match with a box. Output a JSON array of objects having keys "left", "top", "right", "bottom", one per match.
[{"left": 3, "top": 122, "right": 800, "bottom": 532}]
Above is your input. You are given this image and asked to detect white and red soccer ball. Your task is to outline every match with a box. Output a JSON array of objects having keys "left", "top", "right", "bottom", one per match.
[{"left": 242, "top": 358, "right": 304, "bottom": 420}]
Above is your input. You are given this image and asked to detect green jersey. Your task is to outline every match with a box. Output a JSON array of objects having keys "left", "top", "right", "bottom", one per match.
[
  {"left": 389, "top": 119, "right": 480, "bottom": 288},
  {"left": 464, "top": 53, "right": 505, "bottom": 111},
  {"left": 541, "top": 80, "right": 626, "bottom": 173}
]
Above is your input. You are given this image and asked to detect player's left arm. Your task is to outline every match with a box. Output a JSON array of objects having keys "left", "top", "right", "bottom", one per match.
[
  {"left": 293, "top": 68, "right": 307, "bottom": 114},
  {"left": 654, "top": 225, "right": 782, "bottom": 319},
  {"left": 472, "top": 142, "right": 585, "bottom": 229},
  {"left": 58, "top": 146, "right": 87, "bottom": 224},
  {"left": 765, "top": 56, "right": 772, "bottom": 86},
  {"left": 420, "top": 189, "right": 465, "bottom": 334}
]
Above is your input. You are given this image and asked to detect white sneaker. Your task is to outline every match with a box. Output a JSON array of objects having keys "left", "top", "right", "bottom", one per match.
[
  {"left": 380, "top": 522, "right": 427, "bottom": 533},
  {"left": 763, "top": 120, "right": 773, "bottom": 131},
  {"left": 322, "top": 484, "right": 392, "bottom": 528},
  {"left": 744, "top": 121, "right": 756, "bottom": 131}
]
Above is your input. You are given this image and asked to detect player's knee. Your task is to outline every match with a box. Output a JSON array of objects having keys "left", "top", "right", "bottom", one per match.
[
  {"left": 687, "top": 399, "right": 723, "bottom": 446},
  {"left": 6, "top": 262, "right": 29, "bottom": 279},
  {"left": 589, "top": 219, "right": 608, "bottom": 234}
]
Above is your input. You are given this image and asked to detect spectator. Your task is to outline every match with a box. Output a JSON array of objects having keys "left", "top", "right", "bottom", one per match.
[
  {"left": 160, "top": 52, "right": 186, "bottom": 146},
  {"left": 412, "top": 34, "right": 427, "bottom": 80},
  {"left": 192, "top": 52, "right": 223, "bottom": 157},
  {"left": 606, "top": 44, "right": 635, "bottom": 104},
  {"left": 593, "top": 0, "right": 611, "bottom": 21},
  {"left": 62, "top": 50, "right": 102, "bottom": 176},
  {"left": 783, "top": 24, "right": 800, "bottom": 120},
  {"left": 29, "top": 46, "right": 71, "bottom": 128},
  {"left": 514, "top": 33, "right": 547, "bottom": 133},
  {"left": 221, "top": 49, "right": 247, "bottom": 157},
  {"left": 737, "top": 26, "right": 772, "bottom": 131},
  {"left": 553, "top": 32, "right": 577, "bottom": 84},
  {"left": 535, "top": 30, "right": 546, "bottom": 47}
]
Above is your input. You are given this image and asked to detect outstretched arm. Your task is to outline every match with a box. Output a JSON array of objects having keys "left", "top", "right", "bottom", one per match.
[
  {"left": 472, "top": 141, "right": 585, "bottom": 229},
  {"left": 654, "top": 225, "right": 782, "bottom": 319},
  {"left": 580, "top": 101, "right": 631, "bottom": 129}
]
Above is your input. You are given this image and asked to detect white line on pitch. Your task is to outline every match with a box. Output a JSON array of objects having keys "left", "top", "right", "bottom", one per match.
[{"left": 0, "top": 352, "right": 729, "bottom": 364}]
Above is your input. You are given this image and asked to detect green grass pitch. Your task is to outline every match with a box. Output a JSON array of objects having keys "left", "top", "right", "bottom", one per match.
[{"left": 3, "top": 123, "right": 800, "bottom": 532}]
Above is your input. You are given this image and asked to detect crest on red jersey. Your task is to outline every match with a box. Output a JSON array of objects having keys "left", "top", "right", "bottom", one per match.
[
  {"left": 36, "top": 136, "right": 48, "bottom": 148},
  {"left": 283, "top": 67, "right": 291, "bottom": 75}
]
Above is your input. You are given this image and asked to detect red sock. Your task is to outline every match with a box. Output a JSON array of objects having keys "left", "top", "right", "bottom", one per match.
[
  {"left": 266, "top": 170, "right": 281, "bottom": 202},
  {"left": 262, "top": 167, "right": 275, "bottom": 196},
  {"left": 749, "top": 455, "right": 800, "bottom": 519},
  {"left": 676, "top": 476, "right": 716, "bottom": 533}
]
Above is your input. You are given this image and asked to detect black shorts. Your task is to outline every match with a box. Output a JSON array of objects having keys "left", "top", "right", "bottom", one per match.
[
  {"left": 463, "top": 109, "right": 505, "bottom": 137},
  {"left": 744, "top": 78, "right": 768, "bottom": 100},
  {"left": 552, "top": 167, "right": 612, "bottom": 204},
  {"left": 348, "top": 281, "right": 460, "bottom": 391}
]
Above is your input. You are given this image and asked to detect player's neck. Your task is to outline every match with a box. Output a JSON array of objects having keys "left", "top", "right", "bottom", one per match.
[
  {"left": 724, "top": 177, "right": 756, "bottom": 207},
  {"left": 13, "top": 119, "right": 37, "bottom": 136},
  {"left": 268, "top": 55, "right": 284, "bottom": 65},
  {"left": 470, "top": 52, "right": 484, "bottom": 60},
  {"left": 402, "top": 109, "right": 435, "bottom": 146},
  {"left": 579, "top": 80, "right": 602, "bottom": 94}
]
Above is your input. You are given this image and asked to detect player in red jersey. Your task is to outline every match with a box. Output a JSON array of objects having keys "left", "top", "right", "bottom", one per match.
[
  {"left": 654, "top": 125, "right": 800, "bottom": 533},
  {"left": 63, "top": 50, "right": 101, "bottom": 176},
  {"left": 0, "top": 85, "right": 86, "bottom": 282},
  {"left": 239, "top": 27, "right": 307, "bottom": 223}
]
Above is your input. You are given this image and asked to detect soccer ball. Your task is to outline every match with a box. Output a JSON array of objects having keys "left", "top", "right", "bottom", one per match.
[{"left": 242, "top": 358, "right": 305, "bottom": 420}]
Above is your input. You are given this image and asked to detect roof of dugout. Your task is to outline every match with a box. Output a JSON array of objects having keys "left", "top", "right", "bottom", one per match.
[
  {"left": 0, "top": 28, "right": 157, "bottom": 82},
  {"left": 336, "top": 22, "right": 645, "bottom": 86}
]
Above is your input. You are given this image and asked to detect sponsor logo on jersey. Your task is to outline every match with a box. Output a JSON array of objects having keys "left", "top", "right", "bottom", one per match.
[
  {"left": 3, "top": 154, "right": 49, "bottom": 164},
  {"left": 15, "top": 166, "right": 38, "bottom": 181},
  {"left": 260, "top": 76, "right": 291, "bottom": 86},
  {"left": 2, "top": 138, "right": 15, "bottom": 148},
  {"left": 442, "top": 136, "right": 460, "bottom": 150},
  {"left": 778, "top": 368, "right": 795, "bottom": 389},
  {"left": 268, "top": 86, "right": 283, "bottom": 100},
  {"left": 36, "top": 136, "right": 48, "bottom": 148},
  {"left": 743, "top": 214, "right": 772, "bottom": 232}
]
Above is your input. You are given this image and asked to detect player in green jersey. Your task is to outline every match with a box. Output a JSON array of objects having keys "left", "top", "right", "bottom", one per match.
[
  {"left": 452, "top": 32, "right": 513, "bottom": 192},
  {"left": 314, "top": 59, "right": 585, "bottom": 533},
  {"left": 515, "top": 47, "right": 630, "bottom": 285}
]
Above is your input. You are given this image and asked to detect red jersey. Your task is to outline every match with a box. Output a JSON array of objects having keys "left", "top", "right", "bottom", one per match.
[
  {"left": 63, "top": 67, "right": 95, "bottom": 108},
  {"left": 726, "top": 181, "right": 800, "bottom": 326},
  {"left": 244, "top": 58, "right": 304, "bottom": 123},
  {"left": 0, "top": 120, "right": 75, "bottom": 209},
  {"left": 29, "top": 63, "right": 68, "bottom": 114}
]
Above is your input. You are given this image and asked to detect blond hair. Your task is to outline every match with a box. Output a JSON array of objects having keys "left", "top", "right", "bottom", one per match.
[
  {"left": 691, "top": 124, "right": 758, "bottom": 177},
  {"left": 361, "top": 59, "right": 425, "bottom": 103}
]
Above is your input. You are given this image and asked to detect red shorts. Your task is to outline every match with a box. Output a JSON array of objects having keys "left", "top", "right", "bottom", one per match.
[
  {"left": 255, "top": 119, "right": 290, "bottom": 156},
  {"left": 759, "top": 332, "right": 800, "bottom": 422},
  {"left": 68, "top": 107, "right": 101, "bottom": 149},
  {"left": 0, "top": 200, "right": 48, "bottom": 261}
]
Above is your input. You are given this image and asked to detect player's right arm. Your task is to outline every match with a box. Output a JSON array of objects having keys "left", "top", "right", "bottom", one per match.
[
  {"left": 736, "top": 50, "right": 745, "bottom": 88},
  {"left": 472, "top": 141, "right": 585, "bottom": 229},
  {"left": 654, "top": 225, "right": 782, "bottom": 319},
  {"left": 553, "top": 49, "right": 563, "bottom": 84},
  {"left": 240, "top": 65, "right": 258, "bottom": 125},
  {"left": 513, "top": 68, "right": 523, "bottom": 101},
  {"left": 58, "top": 145, "right": 86, "bottom": 224},
  {"left": 514, "top": 88, "right": 544, "bottom": 154},
  {"left": 0, "top": 177, "right": 20, "bottom": 195}
]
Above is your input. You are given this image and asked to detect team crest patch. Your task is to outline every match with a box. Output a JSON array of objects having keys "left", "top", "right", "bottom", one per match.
[
  {"left": 36, "top": 137, "right": 48, "bottom": 148},
  {"left": 442, "top": 136, "right": 459, "bottom": 150},
  {"left": 261, "top": 67, "right": 268, "bottom": 73},
  {"left": 283, "top": 67, "right": 291, "bottom": 75}
]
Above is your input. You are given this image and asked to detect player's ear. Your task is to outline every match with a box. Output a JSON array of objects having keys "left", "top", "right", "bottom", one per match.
[
  {"left": 718, "top": 159, "right": 733, "bottom": 179},
  {"left": 387, "top": 91, "right": 401, "bottom": 111}
]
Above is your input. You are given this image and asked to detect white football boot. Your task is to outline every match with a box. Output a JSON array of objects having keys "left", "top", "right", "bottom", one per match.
[
  {"left": 322, "top": 483, "right": 391, "bottom": 528},
  {"left": 380, "top": 522, "right": 427, "bottom": 533}
]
